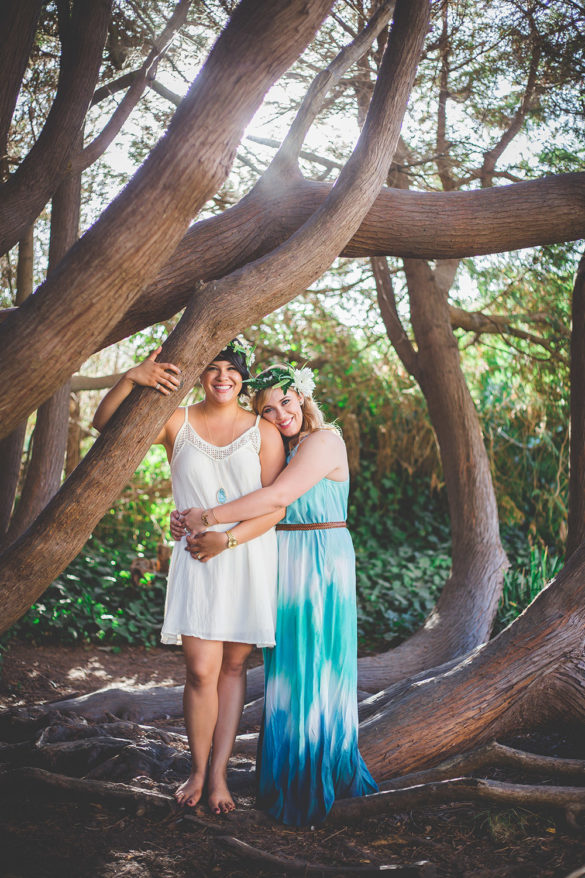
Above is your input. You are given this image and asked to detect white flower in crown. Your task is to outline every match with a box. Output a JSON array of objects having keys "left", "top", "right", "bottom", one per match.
[
  {"left": 291, "top": 366, "right": 315, "bottom": 397},
  {"left": 228, "top": 337, "right": 255, "bottom": 368},
  {"left": 240, "top": 337, "right": 255, "bottom": 366}
]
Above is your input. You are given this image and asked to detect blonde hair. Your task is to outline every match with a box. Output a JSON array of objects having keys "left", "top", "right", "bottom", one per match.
[{"left": 251, "top": 365, "right": 340, "bottom": 447}]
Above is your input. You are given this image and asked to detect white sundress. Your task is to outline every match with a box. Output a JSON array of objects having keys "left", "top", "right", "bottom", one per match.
[{"left": 161, "top": 407, "right": 278, "bottom": 647}]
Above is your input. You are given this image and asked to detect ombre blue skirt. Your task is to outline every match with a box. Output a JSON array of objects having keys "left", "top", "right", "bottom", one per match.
[{"left": 256, "top": 473, "right": 377, "bottom": 826}]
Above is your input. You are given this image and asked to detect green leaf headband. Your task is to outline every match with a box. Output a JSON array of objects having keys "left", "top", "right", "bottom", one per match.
[
  {"left": 226, "top": 337, "right": 255, "bottom": 370},
  {"left": 245, "top": 364, "right": 316, "bottom": 397}
]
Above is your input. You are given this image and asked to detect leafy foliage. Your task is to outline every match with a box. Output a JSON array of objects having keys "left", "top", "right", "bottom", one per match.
[
  {"left": 7, "top": 538, "right": 166, "bottom": 648},
  {"left": 494, "top": 537, "right": 562, "bottom": 635}
]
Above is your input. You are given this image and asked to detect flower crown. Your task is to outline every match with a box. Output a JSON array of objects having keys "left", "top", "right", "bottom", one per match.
[
  {"left": 226, "top": 337, "right": 255, "bottom": 370},
  {"left": 245, "top": 364, "right": 316, "bottom": 397}
]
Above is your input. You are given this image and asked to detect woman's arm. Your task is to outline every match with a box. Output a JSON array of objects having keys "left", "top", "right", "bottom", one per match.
[
  {"left": 183, "top": 430, "right": 347, "bottom": 532},
  {"left": 93, "top": 347, "right": 181, "bottom": 441},
  {"left": 185, "top": 508, "right": 285, "bottom": 561},
  {"left": 182, "top": 416, "right": 287, "bottom": 561}
]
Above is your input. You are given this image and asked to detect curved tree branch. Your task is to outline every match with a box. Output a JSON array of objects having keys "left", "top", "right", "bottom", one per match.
[
  {"left": 567, "top": 250, "right": 585, "bottom": 556},
  {"left": 0, "top": 0, "right": 112, "bottom": 255},
  {"left": 1, "top": 172, "right": 583, "bottom": 356},
  {"left": 479, "top": 17, "right": 541, "bottom": 188},
  {"left": 356, "top": 539, "right": 585, "bottom": 779},
  {"left": 71, "top": 0, "right": 192, "bottom": 173},
  {"left": 98, "top": 171, "right": 585, "bottom": 351},
  {"left": 0, "top": 0, "right": 44, "bottom": 175},
  {"left": 371, "top": 256, "right": 419, "bottom": 377},
  {"left": 272, "top": 0, "right": 395, "bottom": 169},
  {"left": 449, "top": 304, "right": 567, "bottom": 361}
]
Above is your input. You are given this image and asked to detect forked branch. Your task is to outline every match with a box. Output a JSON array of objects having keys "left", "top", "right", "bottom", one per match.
[{"left": 72, "top": 0, "right": 193, "bottom": 172}]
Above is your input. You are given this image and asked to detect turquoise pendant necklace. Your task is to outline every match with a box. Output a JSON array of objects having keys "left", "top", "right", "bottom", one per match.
[{"left": 203, "top": 404, "right": 238, "bottom": 507}]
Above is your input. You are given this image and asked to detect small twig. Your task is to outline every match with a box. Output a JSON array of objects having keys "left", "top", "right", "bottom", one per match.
[{"left": 246, "top": 135, "right": 344, "bottom": 171}]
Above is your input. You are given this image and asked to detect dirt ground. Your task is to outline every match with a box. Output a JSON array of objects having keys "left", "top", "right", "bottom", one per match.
[{"left": 1, "top": 641, "right": 585, "bottom": 878}]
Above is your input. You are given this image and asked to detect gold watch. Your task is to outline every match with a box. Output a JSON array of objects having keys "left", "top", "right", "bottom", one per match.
[{"left": 225, "top": 530, "right": 238, "bottom": 549}]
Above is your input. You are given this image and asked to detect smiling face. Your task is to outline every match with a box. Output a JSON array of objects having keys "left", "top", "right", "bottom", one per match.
[
  {"left": 259, "top": 385, "right": 304, "bottom": 438},
  {"left": 200, "top": 359, "right": 243, "bottom": 405}
]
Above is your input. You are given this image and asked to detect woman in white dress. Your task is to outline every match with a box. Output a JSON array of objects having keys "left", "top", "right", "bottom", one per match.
[{"left": 93, "top": 340, "right": 284, "bottom": 814}]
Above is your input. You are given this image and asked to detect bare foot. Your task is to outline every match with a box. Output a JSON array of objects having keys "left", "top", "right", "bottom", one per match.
[
  {"left": 208, "top": 776, "right": 235, "bottom": 815},
  {"left": 175, "top": 772, "right": 205, "bottom": 808}
]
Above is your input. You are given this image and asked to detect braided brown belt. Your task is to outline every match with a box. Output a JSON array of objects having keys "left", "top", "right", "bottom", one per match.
[{"left": 275, "top": 521, "right": 346, "bottom": 531}]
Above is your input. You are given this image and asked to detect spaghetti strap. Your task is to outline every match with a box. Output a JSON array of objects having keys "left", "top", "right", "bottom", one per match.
[
  {"left": 184, "top": 406, "right": 189, "bottom": 424},
  {"left": 254, "top": 414, "right": 261, "bottom": 426}
]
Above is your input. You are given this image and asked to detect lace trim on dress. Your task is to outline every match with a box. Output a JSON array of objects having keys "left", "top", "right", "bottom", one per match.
[{"left": 172, "top": 410, "right": 261, "bottom": 461}]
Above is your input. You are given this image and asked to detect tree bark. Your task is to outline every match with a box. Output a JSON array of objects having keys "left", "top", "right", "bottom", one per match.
[
  {"left": 65, "top": 394, "right": 82, "bottom": 478},
  {"left": 0, "top": 0, "right": 43, "bottom": 177},
  {"left": 5, "top": 135, "right": 82, "bottom": 540},
  {"left": 0, "top": 0, "right": 334, "bottom": 439},
  {"left": 358, "top": 257, "right": 508, "bottom": 690},
  {"left": 0, "top": 0, "right": 431, "bottom": 634},
  {"left": 358, "top": 540, "right": 585, "bottom": 780},
  {"left": 0, "top": 0, "right": 112, "bottom": 255},
  {"left": 0, "top": 226, "right": 34, "bottom": 539},
  {"left": 567, "top": 251, "right": 585, "bottom": 557},
  {"left": 98, "top": 172, "right": 585, "bottom": 352},
  {"left": 0, "top": 423, "right": 27, "bottom": 540}
]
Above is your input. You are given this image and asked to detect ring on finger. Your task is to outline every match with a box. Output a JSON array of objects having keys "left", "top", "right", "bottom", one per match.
[
  {"left": 196, "top": 553, "right": 201, "bottom": 560},
  {"left": 155, "top": 382, "right": 161, "bottom": 391}
]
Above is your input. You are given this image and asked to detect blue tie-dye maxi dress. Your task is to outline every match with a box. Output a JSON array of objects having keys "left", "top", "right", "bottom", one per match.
[{"left": 256, "top": 463, "right": 378, "bottom": 826}]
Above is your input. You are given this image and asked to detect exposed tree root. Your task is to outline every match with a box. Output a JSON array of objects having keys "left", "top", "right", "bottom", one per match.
[
  {"left": 0, "top": 766, "right": 172, "bottom": 814},
  {"left": 233, "top": 731, "right": 259, "bottom": 755},
  {"left": 215, "top": 834, "right": 437, "bottom": 876},
  {"left": 377, "top": 741, "right": 585, "bottom": 790},
  {"left": 4, "top": 708, "right": 585, "bottom": 845},
  {"left": 329, "top": 777, "right": 585, "bottom": 825}
]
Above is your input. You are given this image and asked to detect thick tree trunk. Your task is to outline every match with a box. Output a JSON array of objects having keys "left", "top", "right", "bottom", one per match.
[
  {"left": 358, "top": 540, "right": 585, "bottom": 780},
  {"left": 358, "top": 258, "right": 508, "bottom": 690},
  {"left": 0, "top": 0, "right": 335, "bottom": 439},
  {"left": 0, "top": 0, "right": 431, "bottom": 633},
  {"left": 98, "top": 172, "right": 585, "bottom": 351},
  {"left": 5, "top": 137, "right": 82, "bottom": 540},
  {"left": 567, "top": 252, "right": 585, "bottom": 557}
]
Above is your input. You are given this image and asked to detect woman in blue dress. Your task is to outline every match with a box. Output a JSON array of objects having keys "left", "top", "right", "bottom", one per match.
[{"left": 180, "top": 363, "right": 377, "bottom": 826}]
